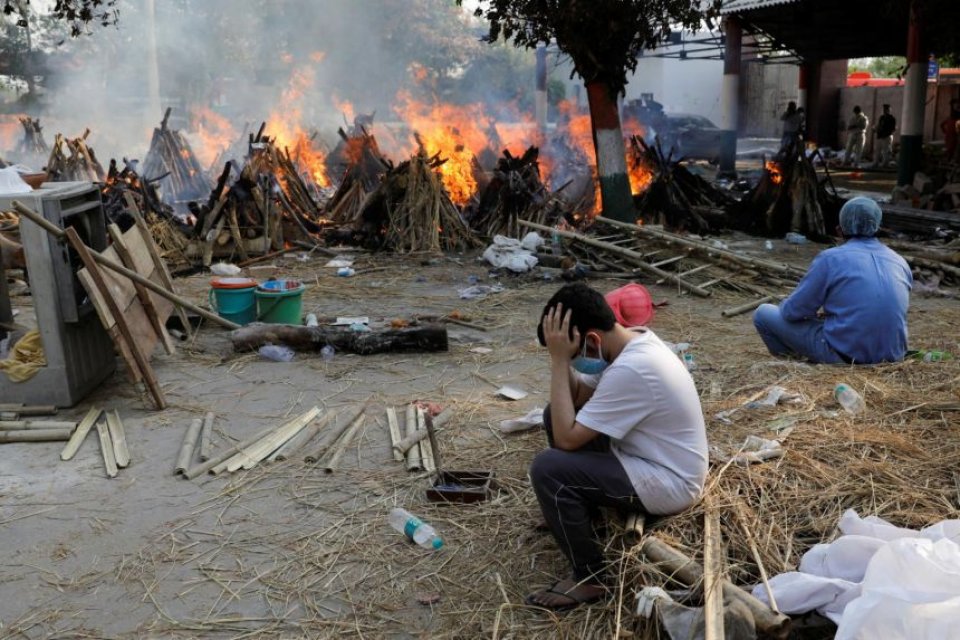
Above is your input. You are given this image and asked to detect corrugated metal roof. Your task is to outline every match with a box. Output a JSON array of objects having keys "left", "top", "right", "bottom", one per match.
[{"left": 720, "top": 0, "right": 801, "bottom": 15}]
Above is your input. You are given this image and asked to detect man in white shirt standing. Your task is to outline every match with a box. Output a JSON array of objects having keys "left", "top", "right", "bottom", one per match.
[{"left": 525, "top": 283, "right": 708, "bottom": 611}]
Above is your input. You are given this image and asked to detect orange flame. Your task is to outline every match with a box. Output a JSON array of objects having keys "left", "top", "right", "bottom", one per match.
[
  {"left": 266, "top": 67, "right": 330, "bottom": 188},
  {"left": 309, "top": 51, "right": 326, "bottom": 64},
  {"left": 333, "top": 97, "right": 356, "bottom": 124},
  {"left": 766, "top": 160, "right": 783, "bottom": 185},
  {"left": 0, "top": 114, "right": 26, "bottom": 152},
  {"left": 191, "top": 107, "right": 236, "bottom": 167},
  {"left": 393, "top": 90, "right": 497, "bottom": 206}
]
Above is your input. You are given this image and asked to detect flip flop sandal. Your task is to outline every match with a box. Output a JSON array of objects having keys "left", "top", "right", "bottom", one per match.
[{"left": 524, "top": 581, "right": 607, "bottom": 612}]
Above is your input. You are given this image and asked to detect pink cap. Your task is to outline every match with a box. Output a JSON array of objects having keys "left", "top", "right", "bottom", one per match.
[{"left": 605, "top": 283, "right": 654, "bottom": 327}]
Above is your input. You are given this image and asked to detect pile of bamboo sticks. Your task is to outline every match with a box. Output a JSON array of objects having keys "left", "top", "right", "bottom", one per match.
[
  {"left": 46, "top": 130, "right": 105, "bottom": 182},
  {"left": 54, "top": 407, "right": 130, "bottom": 479},
  {"left": 142, "top": 108, "right": 212, "bottom": 205},
  {"left": 385, "top": 404, "right": 452, "bottom": 473},
  {"left": 178, "top": 405, "right": 370, "bottom": 480}
]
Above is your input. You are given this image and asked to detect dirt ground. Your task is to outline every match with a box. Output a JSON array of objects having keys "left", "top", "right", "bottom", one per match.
[{"left": 1, "top": 235, "right": 958, "bottom": 639}]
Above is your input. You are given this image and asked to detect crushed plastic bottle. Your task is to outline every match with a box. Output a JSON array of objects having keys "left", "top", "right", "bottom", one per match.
[
  {"left": 764, "top": 240, "right": 774, "bottom": 251},
  {"left": 259, "top": 344, "right": 294, "bottom": 362},
  {"left": 337, "top": 267, "right": 356, "bottom": 277},
  {"left": 682, "top": 353, "right": 697, "bottom": 371},
  {"left": 388, "top": 507, "right": 443, "bottom": 550},
  {"left": 320, "top": 345, "right": 335, "bottom": 362},
  {"left": 911, "top": 350, "right": 953, "bottom": 363},
  {"left": 834, "top": 383, "right": 865, "bottom": 414}
]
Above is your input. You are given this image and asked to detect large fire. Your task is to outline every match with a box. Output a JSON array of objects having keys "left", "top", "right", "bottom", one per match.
[
  {"left": 766, "top": 160, "right": 783, "bottom": 185},
  {"left": 393, "top": 91, "right": 495, "bottom": 206},
  {"left": 266, "top": 67, "right": 330, "bottom": 188},
  {"left": 191, "top": 107, "right": 236, "bottom": 168}
]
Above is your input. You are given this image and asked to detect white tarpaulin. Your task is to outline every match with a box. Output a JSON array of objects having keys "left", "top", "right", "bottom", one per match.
[
  {"left": 753, "top": 510, "right": 960, "bottom": 639},
  {"left": 482, "top": 235, "right": 538, "bottom": 273}
]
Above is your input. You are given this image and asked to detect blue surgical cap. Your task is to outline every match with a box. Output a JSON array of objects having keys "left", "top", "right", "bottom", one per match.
[{"left": 839, "top": 197, "right": 882, "bottom": 237}]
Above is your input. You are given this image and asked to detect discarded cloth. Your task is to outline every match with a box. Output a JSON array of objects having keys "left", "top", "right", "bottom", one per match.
[
  {"left": 0, "top": 330, "right": 46, "bottom": 382},
  {"left": 458, "top": 284, "right": 504, "bottom": 300},
  {"left": 499, "top": 407, "right": 543, "bottom": 433},
  {"left": 482, "top": 235, "right": 538, "bottom": 273},
  {"left": 0, "top": 166, "right": 32, "bottom": 195},
  {"left": 753, "top": 509, "right": 960, "bottom": 640}
]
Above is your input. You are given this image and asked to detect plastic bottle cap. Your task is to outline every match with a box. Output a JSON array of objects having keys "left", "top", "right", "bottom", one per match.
[{"left": 432, "top": 538, "right": 443, "bottom": 550}]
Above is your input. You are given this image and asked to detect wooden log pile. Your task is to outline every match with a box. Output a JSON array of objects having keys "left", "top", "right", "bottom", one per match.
[
  {"left": 325, "top": 127, "right": 390, "bottom": 225},
  {"left": 729, "top": 146, "right": 842, "bottom": 239},
  {"left": 467, "top": 146, "right": 557, "bottom": 238},
  {"left": 142, "top": 108, "right": 212, "bottom": 207},
  {"left": 354, "top": 148, "right": 481, "bottom": 253},
  {"left": 101, "top": 159, "right": 176, "bottom": 229},
  {"left": 187, "top": 125, "right": 326, "bottom": 265},
  {"left": 16, "top": 117, "right": 48, "bottom": 157},
  {"left": 630, "top": 136, "right": 731, "bottom": 234},
  {"left": 46, "top": 130, "right": 105, "bottom": 182}
]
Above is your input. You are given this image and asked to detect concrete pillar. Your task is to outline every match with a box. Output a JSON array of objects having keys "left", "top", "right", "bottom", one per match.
[
  {"left": 535, "top": 45, "right": 548, "bottom": 140},
  {"left": 798, "top": 64, "right": 810, "bottom": 110},
  {"left": 719, "top": 16, "right": 742, "bottom": 178},
  {"left": 898, "top": 1, "right": 926, "bottom": 186}
]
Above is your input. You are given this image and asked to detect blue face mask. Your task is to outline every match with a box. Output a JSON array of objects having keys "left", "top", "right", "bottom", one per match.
[{"left": 571, "top": 336, "right": 609, "bottom": 375}]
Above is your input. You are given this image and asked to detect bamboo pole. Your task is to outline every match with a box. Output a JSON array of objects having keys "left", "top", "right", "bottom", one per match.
[
  {"left": 0, "top": 421, "right": 78, "bottom": 430},
  {"left": 229, "top": 407, "right": 321, "bottom": 472},
  {"left": 640, "top": 537, "right": 791, "bottom": 638},
  {"left": 404, "top": 404, "right": 422, "bottom": 472},
  {"left": 392, "top": 406, "right": 454, "bottom": 456},
  {"left": 321, "top": 412, "right": 366, "bottom": 473},
  {"left": 13, "top": 201, "right": 240, "bottom": 330},
  {"left": 199, "top": 412, "right": 214, "bottom": 462},
  {"left": 721, "top": 296, "right": 777, "bottom": 318},
  {"left": 0, "top": 404, "right": 57, "bottom": 415},
  {"left": 519, "top": 219, "right": 712, "bottom": 297},
  {"left": 96, "top": 421, "right": 119, "bottom": 478},
  {"left": 0, "top": 429, "right": 73, "bottom": 443},
  {"left": 175, "top": 418, "right": 203, "bottom": 475},
  {"left": 703, "top": 503, "right": 726, "bottom": 640},
  {"left": 386, "top": 407, "right": 404, "bottom": 462},
  {"left": 106, "top": 411, "right": 130, "bottom": 468},
  {"left": 182, "top": 426, "right": 275, "bottom": 480},
  {"left": 303, "top": 405, "right": 367, "bottom": 463},
  {"left": 595, "top": 216, "right": 807, "bottom": 280},
  {"left": 735, "top": 505, "right": 779, "bottom": 613},
  {"left": 270, "top": 411, "right": 333, "bottom": 462},
  {"left": 61, "top": 407, "right": 102, "bottom": 460},
  {"left": 417, "top": 408, "right": 436, "bottom": 473}
]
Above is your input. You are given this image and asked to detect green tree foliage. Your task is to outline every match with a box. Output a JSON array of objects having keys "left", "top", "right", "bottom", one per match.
[
  {"left": 3, "top": 0, "right": 118, "bottom": 36},
  {"left": 849, "top": 57, "right": 907, "bottom": 78},
  {"left": 459, "top": 0, "right": 719, "bottom": 96}
]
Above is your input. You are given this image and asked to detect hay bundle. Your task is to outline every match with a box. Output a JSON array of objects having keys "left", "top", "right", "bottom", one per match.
[{"left": 357, "top": 150, "right": 480, "bottom": 253}]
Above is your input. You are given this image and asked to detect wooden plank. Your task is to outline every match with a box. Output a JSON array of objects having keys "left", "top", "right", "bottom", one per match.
[
  {"left": 96, "top": 420, "right": 119, "bottom": 478},
  {"left": 106, "top": 410, "right": 130, "bottom": 468},
  {"left": 68, "top": 227, "right": 166, "bottom": 410},
  {"left": 108, "top": 224, "right": 175, "bottom": 355},
  {"left": 61, "top": 407, "right": 102, "bottom": 460},
  {"left": 124, "top": 192, "right": 192, "bottom": 338}
]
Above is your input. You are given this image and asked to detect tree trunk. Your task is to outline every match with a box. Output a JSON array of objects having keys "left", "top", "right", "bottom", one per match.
[
  {"left": 231, "top": 323, "right": 449, "bottom": 355},
  {"left": 585, "top": 81, "right": 634, "bottom": 222}
]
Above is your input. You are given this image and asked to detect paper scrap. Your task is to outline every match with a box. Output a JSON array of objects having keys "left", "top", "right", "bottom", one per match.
[{"left": 496, "top": 386, "right": 528, "bottom": 401}]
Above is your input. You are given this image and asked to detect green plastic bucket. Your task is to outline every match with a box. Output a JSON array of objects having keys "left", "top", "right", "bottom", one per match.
[
  {"left": 255, "top": 279, "right": 305, "bottom": 325},
  {"left": 209, "top": 278, "right": 257, "bottom": 326}
]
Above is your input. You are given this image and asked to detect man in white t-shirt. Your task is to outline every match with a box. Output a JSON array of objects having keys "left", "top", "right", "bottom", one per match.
[{"left": 525, "top": 283, "right": 708, "bottom": 611}]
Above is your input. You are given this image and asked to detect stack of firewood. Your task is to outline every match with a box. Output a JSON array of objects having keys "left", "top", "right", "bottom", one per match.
[
  {"left": 631, "top": 136, "right": 730, "bottom": 234},
  {"left": 142, "top": 109, "right": 212, "bottom": 207},
  {"left": 16, "top": 117, "right": 48, "bottom": 157},
  {"left": 46, "top": 130, "right": 105, "bottom": 182},
  {"left": 355, "top": 148, "right": 480, "bottom": 253},
  {"left": 728, "top": 145, "right": 841, "bottom": 238},
  {"left": 325, "top": 127, "right": 391, "bottom": 224},
  {"left": 468, "top": 146, "right": 556, "bottom": 238}
]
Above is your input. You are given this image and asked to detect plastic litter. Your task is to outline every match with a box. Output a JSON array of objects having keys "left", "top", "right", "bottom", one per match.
[
  {"left": 458, "top": 284, "right": 504, "bottom": 300},
  {"left": 388, "top": 507, "right": 443, "bottom": 550},
  {"left": 210, "top": 262, "right": 242, "bottom": 276},
  {"left": 305, "top": 313, "right": 318, "bottom": 327},
  {"left": 499, "top": 407, "right": 544, "bottom": 433},
  {"left": 482, "top": 235, "right": 538, "bottom": 273},
  {"left": 258, "top": 344, "right": 294, "bottom": 362},
  {"left": 320, "top": 345, "right": 335, "bottom": 362},
  {"left": 337, "top": 267, "right": 356, "bottom": 277},
  {"left": 835, "top": 383, "right": 865, "bottom": 415},
  {"left": 785, "top": 232, "right": 808, "bottom": 245}
]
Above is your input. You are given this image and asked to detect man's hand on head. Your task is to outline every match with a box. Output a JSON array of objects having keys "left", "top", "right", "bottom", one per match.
[{"left": 541, "top": 304, "right": 580, "bottom": 364}]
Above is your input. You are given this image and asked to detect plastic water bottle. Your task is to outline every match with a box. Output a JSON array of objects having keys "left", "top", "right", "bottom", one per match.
[
  {"left": 259, "top": 344, "right": 294, "bottom": 362},
  {"left": 337, "top": 267, "right": 355, "bottom": 277},
  {"left": 682, "top": 353, "right": 697, "bottom": 371},
  {"left": 388, "top": 508, "right": 443, "bottom": 550},
  {"left": 835, "top": 383, "right": 865, "bottom": 414},
  {"left": 551, "top": 228, "right": 562, "bottom": 255},
  {"left": 320, "top": 345, "right": 335, "bottom": 362},
  {"left": 764, "top": 240, "right": 774, "bottom": 251},
  {"left": 917, "top": 350, "right": 953, "bottom": 362}
]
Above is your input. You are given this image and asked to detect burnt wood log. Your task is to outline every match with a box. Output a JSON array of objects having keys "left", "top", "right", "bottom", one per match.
[{"left": 231, "top": 323, "right": 449, "bottom": 355}]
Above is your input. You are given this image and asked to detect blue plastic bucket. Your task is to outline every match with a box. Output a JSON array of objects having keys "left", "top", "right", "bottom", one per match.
[
  {"left": 255, "top": 279, "right": 306, "bottom": 325},
  {"left": 209, "top": 277, "right": 257, "bottom": 326}
]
